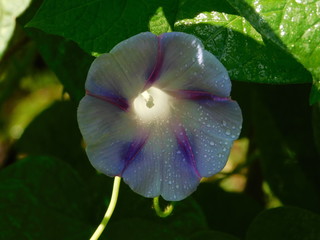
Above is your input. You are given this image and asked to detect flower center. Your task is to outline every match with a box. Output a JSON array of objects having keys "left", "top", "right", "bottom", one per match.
[{"left": 133, "top": 87, "right": 171, "bottom": 122}]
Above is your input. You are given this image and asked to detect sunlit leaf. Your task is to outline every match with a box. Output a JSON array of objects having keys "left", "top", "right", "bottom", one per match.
[
  {"left": 27, "top": 0, "right": 178, "bottom": 54},
  {"left": 149, "top": 7, "right": 172, "bottom": 35},
  {"left": 226, "top": 0, "right": 320, "bottom": 102},
  {"left": 27, "top": 0, "right": 312, "bottom": 87},
  {"left": 174, "top": 0, "right": 312, "bottom": 85}
]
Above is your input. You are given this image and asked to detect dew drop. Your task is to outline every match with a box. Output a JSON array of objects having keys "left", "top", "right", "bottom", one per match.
[
  {"left": 226, "top": 129, "right": 231, "bottom": 135},
  {"left": 210, "top": 141, "right": 215, "bottom": 146}
]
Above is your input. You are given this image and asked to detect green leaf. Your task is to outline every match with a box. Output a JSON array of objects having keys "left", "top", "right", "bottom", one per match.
[
  {"left": 158, "top": 197, "right": 208, "bottom": 237},
  {"left": 26, "top": 0, "right": 313, "bottom": 92},
  {"left": 246, "top": 207, "right": 320, "bottom": 240},
  {"left": 103, "top": 196, "right": 207, "bottom": 239},
  {"left": 189, "top": 230, "right": 240, "bottom": 240},
  {"left": 0, "top": 26, "right": 37, "bottom": 108},
  {"left": 0, "top": 0, "right": 31, "bottom": 60},
  {"left": 311, "top": 81, "right": 320, "bottom": 104},
  {"left": 174, "top": 0, "right": 312, "bottom": 84},
  {"left": 225, "top": 0, "right": 320, "bottom": 102},
  {"left": 110, "top": 182, "right": 207, "bottom": 237},
  {"left": 25, "top": 28, "right": 94, "bottom": 101},
  {"left": 105, "top": 218, "right": 183, "bottom": 240},
  {"left": 84, "top": 176, "right": 207, "bottom": 239},
  {"left": 27, "top": 0, "right": 178, "bottom": 54},
  {"left": 19, "top": 0, "right": 94, "bottom": 102},
  {"left": 251, "top": 84, "right": 320, "bottom": 212},
  {"left": 83, "top": 173, "right": 207, "bottom": 239},
  {"left": 192, "top": 183, "right": 263, "bottom": 238},
  {"left": 313, "top": 102, "right": 320, "bottom": 156},
  {"left": 16, "top": 101, "right": 95, "bottom": 178},
  {"left": 0, "top": 156, "right": 93, "bottom": 240},
  {"left": 27, "top": 0, "right": 312, "bottom": 86},
  {"left": 149, "top": 7, "right": 172, "bottom": 35}
]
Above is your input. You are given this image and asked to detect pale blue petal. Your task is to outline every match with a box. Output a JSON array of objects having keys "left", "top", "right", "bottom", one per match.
[
  {"left": 77, "top": 95, "right": 137, "bottom": 176},
  {"left": 86, "top": 32, "right": 158, "bottom": 100},
  {"left": 122, "top": 124, "right": 200, "bottom": 201},
  {"left": 154, "top": 32, "right": 231, "bottom": 97},
  {"left": 175, "top": 98, "right": 242, "bottom": 177}
]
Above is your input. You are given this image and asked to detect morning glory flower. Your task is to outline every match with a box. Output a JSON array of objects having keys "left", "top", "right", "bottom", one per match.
[{"left": 77, "top": 32, "right": 242, "bottom": 201}]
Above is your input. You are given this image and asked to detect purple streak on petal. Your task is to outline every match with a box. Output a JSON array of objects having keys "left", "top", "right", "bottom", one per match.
[
  {"left": 143, "top": 35, "right": 164, "bottom": 90},
  {"left": 86, "top": 90, "right": 129, "bottom": 111},
  {"left": 173, "top": 123, "right": 201, "bottom": 179},
  {"left": 167, "top": 89, "right": 231, "bottom": 102},
  {"left": 121, "top": 134, "right": 149, "bottom": 176}
]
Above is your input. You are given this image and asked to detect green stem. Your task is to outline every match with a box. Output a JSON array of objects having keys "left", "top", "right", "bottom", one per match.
[
  {"left": 153, "top": 196, "right": 174, "bottom": 218},
  {"left": 90, "top": 176, "right": 121, "bottom": 240}
]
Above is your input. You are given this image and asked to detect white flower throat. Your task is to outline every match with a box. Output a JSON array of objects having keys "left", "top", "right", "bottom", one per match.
[{"left": 133, "top": 87, "right": 171, "bottom": 122}]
